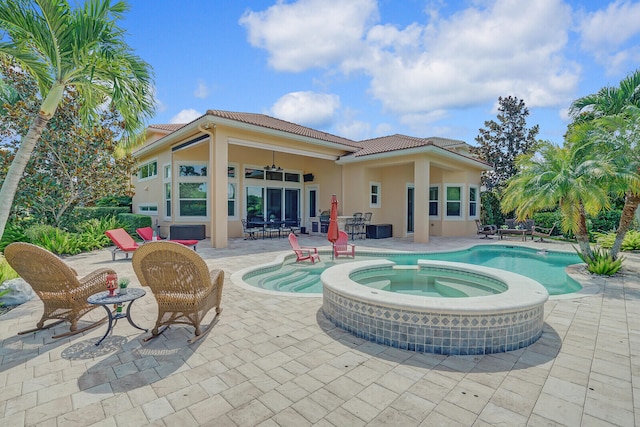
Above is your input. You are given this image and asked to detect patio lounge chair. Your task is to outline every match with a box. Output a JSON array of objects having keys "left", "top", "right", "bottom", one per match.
[
  {"left": 136, "top": 226, "right": 198, "bottom": 249},
  {"left": 288, "top": 233, "right": 320, "bottom": 263},
  {"left": 476, "top": 219, "right": 497, "bottom": 239},
  {"left": 532, "top": 223, "right": 557, "bottom": 242},
  {"left": 105, "top": 228, "right": 139, "bottom": 260},
  {"left": 4, "top": 242, "right": 112, "bottom": 338},
  {"left": 334, "top": 230, "right": 356, "bottom": 258},
  {"left": 132, "top": 241, "right": 224, "bottom": 343}
]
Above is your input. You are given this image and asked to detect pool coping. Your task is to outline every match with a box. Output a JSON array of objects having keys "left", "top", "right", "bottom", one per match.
[{"left": 230, "top": 245, "right": 601, "bottom": 299}]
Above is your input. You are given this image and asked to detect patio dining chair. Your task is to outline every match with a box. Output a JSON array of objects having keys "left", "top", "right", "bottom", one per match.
[
  {"left": 4, "top": 242, "right": 113, "bottom": 338},
  {"left": 241, "top": 219, "right": 261, "bottom": 240},
  {"left": 132, "top": 241, "right": 224, "bottom": 343}
]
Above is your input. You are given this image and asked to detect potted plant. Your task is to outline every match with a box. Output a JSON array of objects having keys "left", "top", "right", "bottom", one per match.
[{"left": 118, "top": 278, "right": 130, "bottom": 295}]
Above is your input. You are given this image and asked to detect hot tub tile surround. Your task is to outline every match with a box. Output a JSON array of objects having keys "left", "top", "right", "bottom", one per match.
[{"left": 321, "top": 260, "right": 548, "bottom": 355}]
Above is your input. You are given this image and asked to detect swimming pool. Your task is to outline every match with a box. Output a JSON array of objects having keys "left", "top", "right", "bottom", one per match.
[{"left": 240, "top": 245, "right": 584, "bottom": 295}]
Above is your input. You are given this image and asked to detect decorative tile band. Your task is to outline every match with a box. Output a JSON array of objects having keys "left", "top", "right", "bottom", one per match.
[{"left": 321, "top": 260, "right": 548, "bottom": 355}]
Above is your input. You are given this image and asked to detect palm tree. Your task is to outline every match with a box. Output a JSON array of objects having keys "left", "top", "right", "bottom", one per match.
[
  {"left": 0, "top": 0, "right": 155, "bottom": 241},
  {"left": 501, "top": 137, "right": 616, "bottom": 260},
  {"left": 569, "top": 70, "right": 640, "bottom": 259}
]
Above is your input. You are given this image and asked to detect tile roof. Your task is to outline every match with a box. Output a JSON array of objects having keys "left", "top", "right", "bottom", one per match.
[
  {"left": 351, "top": 134, "right": 467, "bottom": 157},
  {"left": 148, "top": 123, "right": 186, "bottom": 132},
  {"left": 205, "top": 110, "right": 360, "bottom": 148},
  {"left": 145, "top": 110, "right": 483, "bottom": 163}
]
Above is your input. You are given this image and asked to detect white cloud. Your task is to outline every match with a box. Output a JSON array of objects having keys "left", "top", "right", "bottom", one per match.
[
  {"left": 240, "top": 0, "right": 378, "bottom": 72},
  {"left": 271, "top": 91, "right": 340, "bottom": 127},
  {"left": 578, "top": 0, "right": 640, "bottom": 74},
  {"left": 242, "top": 0, "right": 580, "bottom": 124},
  {"left": 169, "top": 109, "right": 203, "bottom": 124},
  {"left": 362, "top": 0, "right": 579, "bottom": 116},
  {"left": 194, "top": 80, "right": 209, "bottom": 99}
]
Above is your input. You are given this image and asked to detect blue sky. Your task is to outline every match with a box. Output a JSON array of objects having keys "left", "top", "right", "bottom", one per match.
[{"left": 123, "top": 0, "right": 640, "bottom": 145}]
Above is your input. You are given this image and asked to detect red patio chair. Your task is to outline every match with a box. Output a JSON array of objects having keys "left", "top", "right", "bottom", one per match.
[
  {"left": 136, "top": 227, "right": 198, "bottom": 250},
  {"left": 288, "top": 233, "right": 320, "bottom": 263},
  {"left": 105, "top": 228, "right": 139, "bottom": 261},
  {"left": 333, "top": 230, "right": 355, "bottom": 258}
]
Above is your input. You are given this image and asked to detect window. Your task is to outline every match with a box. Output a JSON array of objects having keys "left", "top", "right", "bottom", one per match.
[
  {"left": 370, "top": 182, "right": 381, "bottom": 208},
  {"left": 469, "top": 186, "right": 479, "bottom": 218},
  {"left": 138, "top": 160, "right": 157, "bottom": 180},
  {"left": 163, "top": 164, "right": 171, "bottom": 218},
  {"left": 177, "top": 163, "right": 207, "bottom": 217},
  {"left": 445, "top": 185, "right": 463, "bottom": 218},
  {"left": 179, "top": 183, "right": 207, "bottom": 216},
  {"left": 139, "top": 204, "right": 158, "bottom": 215},
  {"left": 228, "top": 163, "right": 238, "bottom": 218},
  {"left": 429, "top": 186, "right": 439, "bottom": 217}
]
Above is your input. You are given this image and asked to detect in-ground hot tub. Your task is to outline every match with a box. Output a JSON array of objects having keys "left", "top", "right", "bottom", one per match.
[{"left": 321, "top": 260, "right": 549, "bottom": 355}]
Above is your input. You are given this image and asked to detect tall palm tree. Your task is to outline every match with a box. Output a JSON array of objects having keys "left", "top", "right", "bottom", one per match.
[
  {"left": 501, "top": 138, "right": 615, "bottom": 260},
  {"left": 0, "top": 0, "right": 155, "bottom": 241},
  {"left": 569, "top": 70, "right": 640, "bottom": 259}
]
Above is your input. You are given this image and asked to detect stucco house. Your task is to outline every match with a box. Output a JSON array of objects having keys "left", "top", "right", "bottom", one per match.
[{"left": 131, "top": 109, "right": 491, "bottom": 248}]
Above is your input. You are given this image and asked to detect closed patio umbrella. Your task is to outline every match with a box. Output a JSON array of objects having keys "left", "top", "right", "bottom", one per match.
[{"left": 327, "top": 195, "right": 339, "bottom": 259}]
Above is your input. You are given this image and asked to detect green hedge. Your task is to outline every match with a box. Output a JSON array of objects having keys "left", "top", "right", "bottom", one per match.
[
  {"left": 71, "top": 207, "right": 130, "bottom": 223},
  {"left": 117, "top": 213, "right": 152, "bottom": 235}
]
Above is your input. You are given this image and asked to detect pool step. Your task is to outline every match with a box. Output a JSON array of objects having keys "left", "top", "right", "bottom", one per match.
[
  {"left": 274, "top": 271, "right": 319, "bottom": 292},
  {"left": 434, "top": 279, "right": 492, "bottom": 297}
]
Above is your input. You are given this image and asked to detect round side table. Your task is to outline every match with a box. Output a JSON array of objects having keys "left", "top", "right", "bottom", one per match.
[{"left": 87, "top": 288, "right": 148, "bottom": 345}]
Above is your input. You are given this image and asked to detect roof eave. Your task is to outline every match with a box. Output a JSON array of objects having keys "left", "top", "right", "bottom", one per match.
[
  {"left": 336, "top": 145, "right": 492, "bottom": 170},
  {"left": 133, "top": 114, "right": 360, "bottom": 158}
]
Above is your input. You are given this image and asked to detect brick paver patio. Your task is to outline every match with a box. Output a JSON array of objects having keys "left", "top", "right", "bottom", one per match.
[{"left": 1, "top": 235, "right": 638, "bottom": 426}]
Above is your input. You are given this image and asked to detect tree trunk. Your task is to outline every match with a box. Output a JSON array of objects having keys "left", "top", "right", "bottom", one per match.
[
  {"left": 0, "top": 114, "right": 50, "bottom": 241},
  {"left": 610, "top": 191, "right": 640, "bottom": 259},
  {"left": 575, "top": 204, "right": 593, "bottom": 260}
]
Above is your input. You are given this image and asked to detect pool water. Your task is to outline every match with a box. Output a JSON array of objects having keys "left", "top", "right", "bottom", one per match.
[
  {"left": 242, "top": 245, "right": 583, "bottom": 295},
  {"left": 350, "top": 266, "right": 508, "bottom": 297}
]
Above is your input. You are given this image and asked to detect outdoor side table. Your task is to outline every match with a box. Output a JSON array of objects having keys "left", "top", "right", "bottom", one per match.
[{"left": 87, "top": 288, "right": 148, "bottom": 346}]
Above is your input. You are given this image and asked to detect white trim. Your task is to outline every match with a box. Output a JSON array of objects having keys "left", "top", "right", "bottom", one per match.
[
  {"left": 138, "top": 203, "right": 158, "bottom": 215},
  {"left": 444, "top": 183, "right": 465, "bottom": 220},
  {"left": 468, "top": 185, "right": 480, "bottom": 220},
  {"left": 137, "top": 158, "right": 158, "bottom": 182},
  {"left": 369, "top": 181, "right": 381, "bottom": 208},
  {"left": 429, "top": 184, "right": 441, "bottom": 219},
  {"left": 163, "top": 163, "right": 171, "bottom": 220}
]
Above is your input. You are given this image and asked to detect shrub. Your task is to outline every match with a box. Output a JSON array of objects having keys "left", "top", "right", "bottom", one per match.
[
  {"left": 37, "top": 228, "right": 83, "bottom": 255},
  {"left": 116, "top": 213, "right": 152, "bottom": 235},
  {"left": 63, "top": 207, "right": 130, "bottom": 230},
  {"left": 589, "top": 210, "right": 621, "bottom": 234},
  {"left": 96, "top": 195, "right": 132, "bottom": 208},
  {"left": 577, "top": 246, "right": 624, "bottom": 276},
  {"left": 594, "top": 230, "right": 640, "bottom": 251},
  {"left": 0, "top": 223, "right": 29, "bottom": 252},
  {"left": 0, "top": 257, "right": 19, "bottom": 283}
]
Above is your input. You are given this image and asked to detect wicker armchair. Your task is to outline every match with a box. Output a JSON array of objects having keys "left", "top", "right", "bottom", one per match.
[
  {"left": 4, "top": 242, "right": 113, "bottom": 338},
  {"left": 132, "top": 241, "right": 224, "bottom": 343}
]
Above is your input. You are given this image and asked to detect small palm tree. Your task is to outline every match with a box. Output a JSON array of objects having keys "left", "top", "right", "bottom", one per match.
[
  {"left": 0, "top": 0, "right": 155, "bottom": 241},
  {"left": 501, "top": 137, "right": 615, "bottom": 260}
]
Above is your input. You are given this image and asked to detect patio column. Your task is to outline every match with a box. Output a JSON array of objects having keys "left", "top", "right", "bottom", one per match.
[
  {"left": 202, "top": 123, "right": 228, "bottom": 248},
  {"left": 414, "top": 158, "right": 430, "bottom": 243}
]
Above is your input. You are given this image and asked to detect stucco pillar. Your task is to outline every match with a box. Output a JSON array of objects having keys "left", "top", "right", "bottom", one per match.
[
  {"left": 414, "top": 158, "right": 430, "bottom": 243},
  {"left": 202, "top": 124, "right": 228, "bottom": 248}
]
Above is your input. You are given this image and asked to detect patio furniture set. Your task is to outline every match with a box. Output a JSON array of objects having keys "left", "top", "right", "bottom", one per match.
[
  {"left": 476, "top": 219, "right": 557, "bottom": 242},
  {"left": 5, "top": 230, "right": 223, "bottom": 345},
  {"left": 242, "top": 218, "right": 301, "bottom": 240}
]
